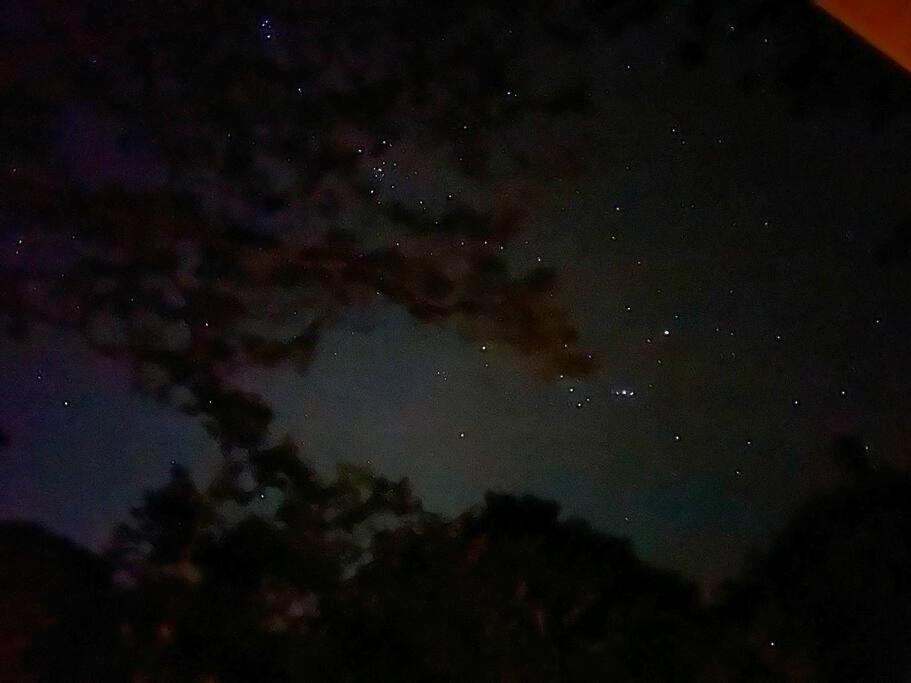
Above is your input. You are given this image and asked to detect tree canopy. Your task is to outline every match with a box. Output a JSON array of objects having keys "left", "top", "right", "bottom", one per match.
[{"left": 5, "top": 0, "right": 908, "bottom": 452}]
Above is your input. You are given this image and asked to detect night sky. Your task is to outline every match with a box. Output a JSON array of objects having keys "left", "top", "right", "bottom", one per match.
[{"left": 2, "top": 0, "right": 910, "bottom": 585}]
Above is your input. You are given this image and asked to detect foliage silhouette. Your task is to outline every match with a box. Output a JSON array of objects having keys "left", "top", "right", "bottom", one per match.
[
  {"left": 4, "top": 0, "right": 908, "bottom": 455},
  {"left": 0, "top": 522, "right": 117, "bottom": 681},
  {"left": 3, "top": 2, "right": 911, "bottom": 679},
  {"left": 2, "top": 0, "right": 621, "bottom": 453},
  {"left": 14, "top": 451, "right": 717, "bottom": 682},
  {"left": 4, "top": 434, "right": 911, "bottom": 681},
  {"left": 719, "top": 437, "right": 911, "bottom": 682}
]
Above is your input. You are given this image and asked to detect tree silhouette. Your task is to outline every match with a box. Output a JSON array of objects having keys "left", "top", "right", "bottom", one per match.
[
  {"left": 0, "top": 522, "right": 118, "bottom": 681},
  {"left": 719, "top": 437, "right": 911, "bottom": 682},
  {"left": 9, "top": 434, "right": 911, "bottom": 680},
  {"left": 3, "top": 0, "right": 906, "bottom": 453},
  {"left": 1, "top": 0, "right": 630, "bottom": 454},
  {"left": 4, "top": 2, "right": 911, "bottom": 678},
  {"left": 21, "top": 452, "right": 720, "bottom": 682},
  {"left": 33, "top": 439, "right": 429, "bottom": 682},
  {"left": 318, "top": 492, "right": 715, "bottom": 681}
]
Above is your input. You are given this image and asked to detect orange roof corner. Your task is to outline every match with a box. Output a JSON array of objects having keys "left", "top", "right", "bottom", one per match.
[{"left": 817, "top": 0, "right": 911, "bottom": 72}]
